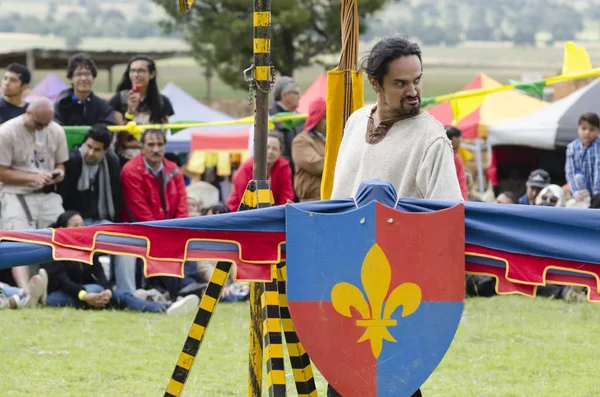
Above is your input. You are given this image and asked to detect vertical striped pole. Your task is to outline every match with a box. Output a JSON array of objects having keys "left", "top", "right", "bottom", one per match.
[
  {"left": 164, "top": 261, "right": 232, "bottom": 397},
  {"left": 277, "top": 262, "right": 318, "bottom": 397},
  {"left": 245, "top": 181, "right": 274, "bottom": 397},
  {"left": 252, "top": 0, "right": 272, "bottom": 181},
  {"left": 262, "top": 276, "right": 286, "bottom": 396},
  {"left": 249, "top": 0, "right": 273, "bottom": 395}
]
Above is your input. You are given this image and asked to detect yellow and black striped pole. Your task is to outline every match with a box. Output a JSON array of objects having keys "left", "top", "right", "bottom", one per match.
[
  {"left": 277, "top": 262, "right": 318, "bottom": 396},
  {"left": 248, "top": 0, "right": 273, "bottom": 396},
  {"left": 164, "top": 261, "right": 233, "bottom": 397},
  {"left": 244, "top": 180, "right": 274, "bottom": 397}
]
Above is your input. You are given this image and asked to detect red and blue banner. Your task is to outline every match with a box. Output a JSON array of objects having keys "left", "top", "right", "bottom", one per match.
[
  {"left": 0, "top": 179, "right": 598, "bottom": 302},
  {"left": 284, "top": 202, "right": 465, "bottom": 396}
]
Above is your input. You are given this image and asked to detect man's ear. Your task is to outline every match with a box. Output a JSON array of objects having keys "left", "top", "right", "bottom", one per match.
[{"left": 368, "top": 76, "right": 381, "bottom": 94}]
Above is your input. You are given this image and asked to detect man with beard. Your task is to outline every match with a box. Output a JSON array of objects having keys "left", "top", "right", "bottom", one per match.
[
  {"left": 58, "top": 124, "right": 121, "bottom": 225},
  {"left": 331, "top": 37, "right": 462, "bottom": 202},
  {"left": 328, "top": 37, "right": 463, "bottom": 397},
  {"left": 0, "top": 64, "right": 30, "bottom": 124},
  {"left": 119, "top": 129, "right": 191, "bottom": 295}
]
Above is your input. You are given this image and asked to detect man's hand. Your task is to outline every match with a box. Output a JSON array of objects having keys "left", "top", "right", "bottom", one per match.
[
  {"left": 127, "top": 90, "right": 140, "bottom": 115},
  {"left": 83, "top": 292, "right": 109, "bottom": 308},
  {"left": 575, "top": 191, "right": 590, "bottom": 202},
  {"left": 29, "top": 172, "right": 52, "bottom": 188},
  {"left": 51, "top": 169, "right": 65, "bottom": 184},
  {"left": 101, "top": 289, "right": 113, "bottom": 301}
]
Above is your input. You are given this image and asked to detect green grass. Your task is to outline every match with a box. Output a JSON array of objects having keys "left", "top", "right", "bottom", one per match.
[{"left": 1, "top": 296, "right": 599, "bottom": 396}]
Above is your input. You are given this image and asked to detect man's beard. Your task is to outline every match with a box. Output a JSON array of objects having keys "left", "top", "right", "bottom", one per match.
[
  {"left": 85, "top": 158, "right": 101, "bottom": 165},
  {"left": 383, "top": 95, "right": 421, "bottom": 118}
]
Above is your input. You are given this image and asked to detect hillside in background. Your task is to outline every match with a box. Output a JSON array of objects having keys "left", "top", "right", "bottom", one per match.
[{"left": 2, "top": 0, "right": 600, "bottom": 44}]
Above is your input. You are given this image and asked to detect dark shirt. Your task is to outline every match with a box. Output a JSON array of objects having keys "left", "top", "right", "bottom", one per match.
[
  {"left": 518, "top": 193, "right": 530, "bottom": 205},
  {"left": 0, "top": 98, "right": 28, "bottom": 124},
  {"left": 58, "top": 148, "right": 122, "bottom": 222},
  {"left": 109, "top": 90, "right": 174, "bottom": 125},
  {"left": 54, "top": 89, "right": 115, "bottom": 126},
  {"left": 43, "top": 256, "right": 111, "bottom": 298}
]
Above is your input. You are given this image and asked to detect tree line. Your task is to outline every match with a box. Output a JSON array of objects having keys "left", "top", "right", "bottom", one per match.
[
  {"left": 0, "top": 0, "right": 171, "bottom": 47},
  {"left": 365, "top": 0, "right": 587, "bottom": 47}
]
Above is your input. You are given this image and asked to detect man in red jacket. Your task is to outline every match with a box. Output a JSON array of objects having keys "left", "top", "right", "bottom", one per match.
[
  {"left": 117, "top": 129, "right": 189, "bottom": 294},
  {"left": 121, "top": 129, "right": 188, "bottom": 222}
]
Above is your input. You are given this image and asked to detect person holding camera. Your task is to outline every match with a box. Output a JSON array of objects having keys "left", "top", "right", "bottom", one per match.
[{"left": 0, "top": 97, "right": 69, "bottom": 292}]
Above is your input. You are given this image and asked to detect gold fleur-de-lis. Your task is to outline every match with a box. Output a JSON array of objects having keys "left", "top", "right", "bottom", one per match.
[{"left": 331, "top": 243, "right": 422, "bottom": 359}]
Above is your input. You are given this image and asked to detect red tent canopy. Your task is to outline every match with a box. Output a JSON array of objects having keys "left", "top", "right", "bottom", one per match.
[{"left": 298, "top": 73, "right": 327, "bottom": 114}]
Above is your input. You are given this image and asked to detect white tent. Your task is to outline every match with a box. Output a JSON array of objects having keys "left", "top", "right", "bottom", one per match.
[{"left": 489, "top": 78, "right": 600, "bottom": 149}]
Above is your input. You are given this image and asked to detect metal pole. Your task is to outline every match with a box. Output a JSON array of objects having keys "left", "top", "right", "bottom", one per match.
[
  {"left": 252, "top": 0, "right": 272, "bottom": 180},
  {"left": 475, "top": 138, "right": 485, "bottom": 193},
  {"left": 248, "top": 2, "right": 272, "bottom": 397}
]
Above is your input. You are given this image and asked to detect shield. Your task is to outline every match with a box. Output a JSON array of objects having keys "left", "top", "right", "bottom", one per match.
[{"left": 286, "top": 201, "right": 465, "bottom": 397}]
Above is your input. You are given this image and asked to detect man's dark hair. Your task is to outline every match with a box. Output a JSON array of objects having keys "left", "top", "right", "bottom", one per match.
[
  {"left": 84, "top": 124, "right": 114, "bottom": 150},
  {"left": 445, "top": 126, "right": 462, "bottom": 139},
  {"left": 116, "top": 56, "right": 165, "bottom": 123},
  {"left": 6, "top": 63, "right": 31, "bottom": 85},
  {"left": 66, "top": 53, "right": 98, "bottom": 79},
  {"left": 360, "top": 36, "right": 422, "bottom": 87},
  {"left": 501, "top": 191, "right": 519, "bottom": 204},
  {"left": 140, "top": 128, "right": 166, "bottom": 144},
  {"left": 578, "top": 112, "right": 600, "bottom": 129}
]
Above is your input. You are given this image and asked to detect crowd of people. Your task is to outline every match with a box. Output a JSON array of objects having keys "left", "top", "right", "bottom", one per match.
[
  {"left": 0, "top": 54, "right": 256, "bottom": 312},
  {"left": 0, "top": 42, "right": 595, "bottom": 317}
]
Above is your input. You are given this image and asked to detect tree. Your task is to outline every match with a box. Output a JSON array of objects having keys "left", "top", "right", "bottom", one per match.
[
  {"left": 513, "top": 26, "right": 536, "bottom": 47},
  {"left": 138, "top": 1, "right": 152, "bottom": 18},
  {"left": 153, "top": 0, "right": 394, "bottom": 90},
  {"left": 465, "top": 6, "right": 493, "bottom": 41},
  {"left": 101, "top": 9, "right": 127, "bottom": 37}
]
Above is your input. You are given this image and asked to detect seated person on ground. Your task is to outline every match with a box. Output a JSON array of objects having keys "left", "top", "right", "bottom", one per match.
[{"left": 42, "top": 211, "right": 199, "bottom": 315}]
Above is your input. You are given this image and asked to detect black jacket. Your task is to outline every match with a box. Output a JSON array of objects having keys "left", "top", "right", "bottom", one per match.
[
  {"left": 58, "top": 148, "right": 122, "bottom": 222},
  {"left": 43, "top": 256, "right": 111, "bottom": 298},
  {"left": 268, "top": 102, "right": 303, "bottom": 163},
  {"left": 54, "top": 89, "right": 115, "bottom": 126}
]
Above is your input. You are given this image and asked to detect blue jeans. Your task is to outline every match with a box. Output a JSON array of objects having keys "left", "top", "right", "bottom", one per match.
[
  {"left": 0, "top": 285, "right": 23, "bottom": 299},
  {"left": 146, "top": 261, "right": 199, "bottom": 299},
  {"left": 83, "top": 218, "right": 138, "bottom": 294},
  {"left": 46, "top": 284, "right": 167, "bottom": 313}
]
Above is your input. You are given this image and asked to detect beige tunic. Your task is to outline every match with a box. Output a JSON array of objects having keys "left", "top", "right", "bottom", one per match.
[{"left": 331, "top": 106, "right": 463, "bottom": 201}]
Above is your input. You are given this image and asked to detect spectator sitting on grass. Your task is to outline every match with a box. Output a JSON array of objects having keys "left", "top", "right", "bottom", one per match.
[{"left": 42, "top": 211, "right": 200, "bottom": 315}]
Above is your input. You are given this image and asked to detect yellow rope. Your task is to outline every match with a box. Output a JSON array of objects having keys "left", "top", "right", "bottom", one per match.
[{"left": 107, "top": 114, "right": 307, "bottom": 135}]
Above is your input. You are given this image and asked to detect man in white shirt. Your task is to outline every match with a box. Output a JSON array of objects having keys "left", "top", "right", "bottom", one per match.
[
  {"left": 328, "top": 36, "right": 462, "bottom": 397},
  {"left": 331, "top": 37, "right": 462, "bottom": 203},
  {"left": 0, "top": 97, "right": 68, "bottom": 297}
]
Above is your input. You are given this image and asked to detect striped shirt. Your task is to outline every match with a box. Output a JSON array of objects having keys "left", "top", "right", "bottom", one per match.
[{"left": 565, "top": 138, "right": 600, "bottom": 194}]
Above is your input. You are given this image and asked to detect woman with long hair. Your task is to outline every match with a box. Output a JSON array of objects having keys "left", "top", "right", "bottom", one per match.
[
  {"left": 42, "top": 211, "right": 198, "bottom": 315},
  {"left": 109, "top": 55, "right": 174, "bottom": 160}
]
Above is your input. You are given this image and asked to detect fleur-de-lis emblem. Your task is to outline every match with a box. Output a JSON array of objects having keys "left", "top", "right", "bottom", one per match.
[{"left": 331, "top": 244, "right": 422, "bottom": 359}]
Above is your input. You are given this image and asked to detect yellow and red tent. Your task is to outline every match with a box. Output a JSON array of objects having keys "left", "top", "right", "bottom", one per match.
[{"left": 427, "top": 73, "right": 548, "bottom": 139}]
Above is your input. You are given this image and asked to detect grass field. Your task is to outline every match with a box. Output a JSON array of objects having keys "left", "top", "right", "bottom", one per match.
[{"left": 1, "top": 296, "right": 599, "bottom": 396}]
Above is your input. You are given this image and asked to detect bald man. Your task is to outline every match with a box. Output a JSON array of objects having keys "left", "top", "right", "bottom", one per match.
[{"left": 0, "top": 97, "right": 68, "bottom": 293}]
